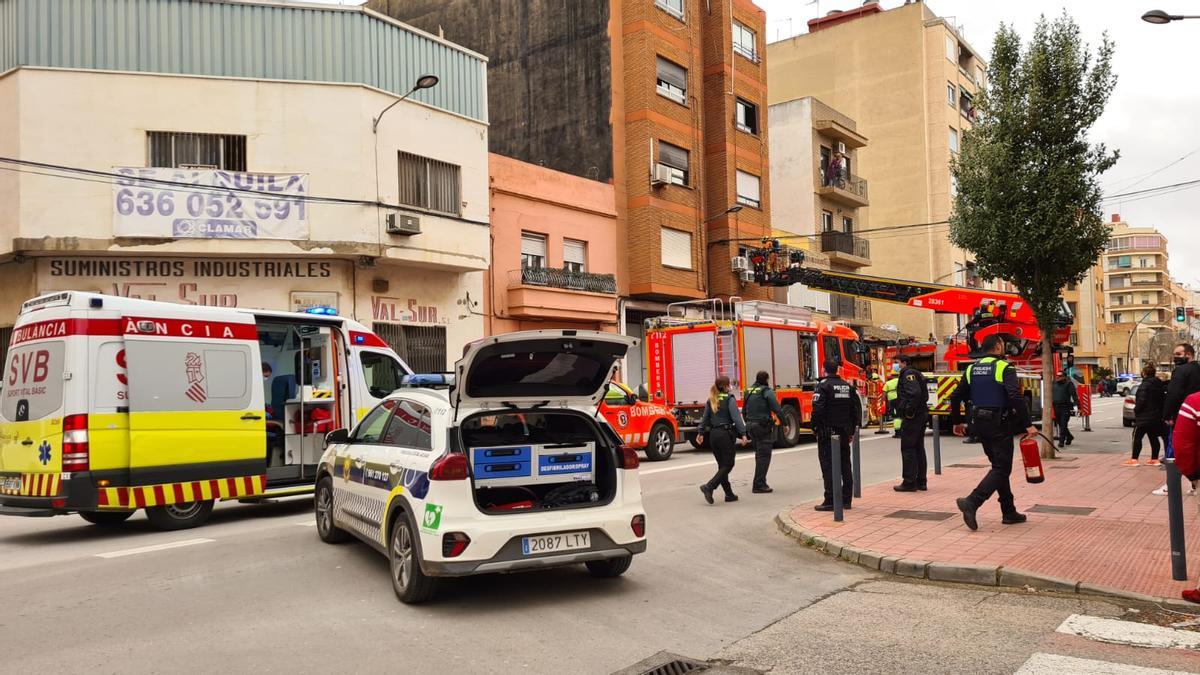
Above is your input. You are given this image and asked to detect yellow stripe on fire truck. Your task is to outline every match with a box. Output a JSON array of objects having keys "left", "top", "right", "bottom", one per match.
[
  {"left": 930, "top": 375, "right": 960, "bottom": 414},
  {"left": 0, "top": 473, "right": 63, "bottom": 497},
  {"left": 96, "top": 475, "right": 266, "bottom": 510}
]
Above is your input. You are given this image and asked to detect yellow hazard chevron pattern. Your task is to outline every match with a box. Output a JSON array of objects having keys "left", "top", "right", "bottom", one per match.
[
  {"left": 930, "top": 376, "right": 959, "bottom": 414},
  {"left": 97, "top": 475, "right": 266, "bottom": 510},
  {"left": 0, "top": 473, "right": 62, "bottom": 497},
  {"left": 309, "top": 389, "right": 333, "bottom": 399}
]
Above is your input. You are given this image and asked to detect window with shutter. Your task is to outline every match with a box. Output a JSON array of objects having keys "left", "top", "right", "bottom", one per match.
[
  {"left": 563, "top": 239, "right": 587, "bottom": 273},
  {"left": 658, "top": 141, "right": 689, "bottom": 186},
  {"left": 656, "top": 57, "right": 687, "bottom": 104},
  {"left": 521, "top": 232, "right": 547, "bottom": 269},
  {"left": 736, "top": 170, "right": 760, "bottom": 208},
  {"left": 735, "top": 98, "right": 758, "bottom": 134},
  {"left": 661, "top": 228, "right": 693, "bottom": 269}
]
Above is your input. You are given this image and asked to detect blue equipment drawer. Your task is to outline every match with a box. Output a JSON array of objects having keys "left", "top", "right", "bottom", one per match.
[
  {"left": 474, "top": 461, "right": 532, "bottom": 480},
  {"left": 472, "top": 445, "right": 532, "bottom": 464}
]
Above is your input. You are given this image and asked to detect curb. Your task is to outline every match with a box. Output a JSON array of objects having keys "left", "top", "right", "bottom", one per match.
[{"left": 774, "top": 509, "right": 1199, "bottom": 613}]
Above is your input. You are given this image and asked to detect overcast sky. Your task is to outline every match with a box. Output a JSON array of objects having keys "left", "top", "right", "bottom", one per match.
[{"left": 760, "top": 0, "right": 1200, "bottom": 285}]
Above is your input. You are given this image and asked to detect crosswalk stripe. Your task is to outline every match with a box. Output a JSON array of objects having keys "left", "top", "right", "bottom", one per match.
[
  {"left": 1016, "top": 652, "right": 1189, "bottom": 675},
  {"left": 1056, "top": 614, "right": 1200, "bottom": 651}
]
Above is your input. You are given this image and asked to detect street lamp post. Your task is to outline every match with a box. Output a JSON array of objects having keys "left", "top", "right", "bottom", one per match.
[
  {"left": 1142, "top": 9, "right": 1200, "bottom": 23},
  {"left": 372, "top": 74, "right": 440, "bottom": 134},
  {"left": 1125, "top": 308, "right": 1156, "bottom": 375}
]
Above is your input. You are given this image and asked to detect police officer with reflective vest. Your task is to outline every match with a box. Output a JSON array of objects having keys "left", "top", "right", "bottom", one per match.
[
  {"left": 811, "top": 360, "right": 861, "bottom": 511},
  {"left": 883, "top": 366, "right": 901, "bottom": 437},
  {"left": 894, "top": 354, "right": 930, "bottom": 492},
  {"left": 744, "top": 370, "right": 785, "bottom": 493},
  {"left": 949, "top": 334, "right": 1038, "bottom": 530}
]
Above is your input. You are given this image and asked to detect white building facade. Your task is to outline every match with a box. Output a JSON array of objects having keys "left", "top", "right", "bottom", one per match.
[{"left": 0, "top": 0, "right": 489, "bottom": 371}]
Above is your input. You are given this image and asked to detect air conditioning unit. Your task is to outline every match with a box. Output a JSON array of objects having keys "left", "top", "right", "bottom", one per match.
[
  {"left": 731, "top": 256, "right": 749, "bottom": 272},
  {"left": 386, "top": 213, "right": 421, "bottom": 236},
  {"left": 651, "top": 164, "right": 675, "bottom": 187},
  {"left": 739, "top": 270, "right": 756, "bottom": 283},
  {"left": 835, "top": 141, "right": 847, "bottom": 154}
]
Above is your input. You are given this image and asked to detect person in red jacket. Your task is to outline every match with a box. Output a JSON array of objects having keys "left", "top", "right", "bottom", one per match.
[{"left": 1174, "top": 391, "right": 1200, "bottom": 603}]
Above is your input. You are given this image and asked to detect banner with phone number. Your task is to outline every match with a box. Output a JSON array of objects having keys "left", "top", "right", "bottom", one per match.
[{"left": 112, "top": 167, "right": 309, "bottom": 240}]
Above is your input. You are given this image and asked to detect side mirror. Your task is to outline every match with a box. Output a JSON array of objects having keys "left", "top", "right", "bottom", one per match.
[
  {"left": 325, "top": 428, "right": 350, "bottom": 447},
  {"left": 637, "top": 384, "right": 650, "bottom": 402},
  {"left": 626, "top": 393, "right": 638, "bottom": 405}
]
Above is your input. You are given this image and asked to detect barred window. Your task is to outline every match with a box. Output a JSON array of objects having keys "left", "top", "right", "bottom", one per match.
[
  {"left": 398, "top": 152, "right": 462, "bottom": 216},
  {"left": 148, "top": 132, "right": 246, "bottom": 170},
  {"left": 374, "top": 323, "right": 447, "bottom": 374}
]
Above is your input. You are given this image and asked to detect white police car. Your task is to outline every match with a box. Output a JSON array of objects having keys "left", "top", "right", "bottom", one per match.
[{"left": 315, "top": 330, "right": 647, "bottom": 603}]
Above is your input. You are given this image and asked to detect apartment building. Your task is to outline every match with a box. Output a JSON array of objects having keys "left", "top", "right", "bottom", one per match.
[
  {"left": 1101, "top": 217, "right": 1180, "bottom": 374},
  {"left": 487, "top": 154, "right": 619, "bottom": 335},
  {"left": 1061, "top": 267, "right": 1107, "bottom": 376},
  {"left": 0, "top": 0, "right": 489, "bottom": 371},
  {"left": 769, "top": 96, "right": 872, "bottom": 330},
  {"left": 370, "top": 0, "right": 772, "bottom": 386},
  {"left": 768, "top": 0, "right": 992, "bottom": 340}
]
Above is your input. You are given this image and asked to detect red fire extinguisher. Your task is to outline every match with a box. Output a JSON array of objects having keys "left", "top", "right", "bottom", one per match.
[{"left": 1019, "top": 434, "right": 1047, "bottom": 484}]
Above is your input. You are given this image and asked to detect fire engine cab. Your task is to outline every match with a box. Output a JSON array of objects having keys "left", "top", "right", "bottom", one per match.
[{"left": 645, "top": 300, "right": 868, "bottom": 447}]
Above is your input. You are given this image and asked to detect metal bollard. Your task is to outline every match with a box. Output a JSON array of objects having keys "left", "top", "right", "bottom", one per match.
[
  {"left": 1082, "top": 415, "right": 1092, "bottom": 432},
  {"left": 853, "top": 427, "right": 862, "bottom": 499},
  {"left": 932, "top": 413, "right": 942, "bottom": 475},
  {"left": 832, "top": 430, "right": 844, "bottom": 522},
  {"left": 1166, "top": 459, "right": 1189, "bottom": 581}
]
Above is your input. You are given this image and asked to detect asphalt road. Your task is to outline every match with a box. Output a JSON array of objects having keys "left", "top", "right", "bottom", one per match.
[{"left": 3, "top": 396, "right": 1190, "bottom": 674}]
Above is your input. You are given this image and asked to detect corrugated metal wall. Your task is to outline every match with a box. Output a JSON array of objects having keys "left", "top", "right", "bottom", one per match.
[{"left": 0, "top": 0, "right": 487, "bottom": 122}]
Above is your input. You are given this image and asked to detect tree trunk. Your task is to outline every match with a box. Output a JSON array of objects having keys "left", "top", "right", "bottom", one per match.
[{"left": 1040, "top": 331, "right": 1056, "bottom": 459}]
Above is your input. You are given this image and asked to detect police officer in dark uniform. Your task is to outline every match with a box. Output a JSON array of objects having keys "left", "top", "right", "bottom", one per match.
[
  {"left": 697, "top": 376, "right": 749, "bottom": 505},
  {"left": 894, "top": 354, "right": 930, "bottom": 492},
  {"left": 811, "top": 360, "right": 861, "bottom": 511},
  {"left": 949, "top": 334, "right": 1038, "bottom": 530},
  {"left": 744, "top": 370, "right": 785, "bottom": 494}
]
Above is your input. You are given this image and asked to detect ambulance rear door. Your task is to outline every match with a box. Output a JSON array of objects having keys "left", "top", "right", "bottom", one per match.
[
  {"left": 121, "top": 310, "right": 265, "bottom": 484},
  {"left": 0, "top": 307, "right": 82, "bottom": 493}
]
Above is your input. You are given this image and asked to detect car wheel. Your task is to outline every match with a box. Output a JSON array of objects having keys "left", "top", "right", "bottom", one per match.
[
  {"left": 79, "top": 510, "right": 135, "bottom": 527},
  {"left": 389, "top": 510, "right": 437, "bottom": 604},
  {"left": 585, "top": 555, "right": 632, "bottom": 578},
  {"left": 644, "top": 422, "right": 675, "bottom": 461},
  {"left": 1123, "top": 418, "right": 1133, "bottom": 428},
  {"left": 145, "top": 499, "right": 214, "bottom": 531},
  {"left": 315, "top": 477, "right": 350, "bottom": 543},
  {"left": 687, "top": 433, "right": 708, "bottom": 450},
  {"left": 775, "top": 404, "right": 801, "bottom": 448}
]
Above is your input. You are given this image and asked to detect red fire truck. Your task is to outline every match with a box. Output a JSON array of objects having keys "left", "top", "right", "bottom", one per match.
[{"left": 645, "top": 300, "right": 868, "bottom": 448}]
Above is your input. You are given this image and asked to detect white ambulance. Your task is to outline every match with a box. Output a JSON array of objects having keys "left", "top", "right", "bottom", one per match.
[{"left": 0, "top": 291, "right": 410, "bottom": 530}]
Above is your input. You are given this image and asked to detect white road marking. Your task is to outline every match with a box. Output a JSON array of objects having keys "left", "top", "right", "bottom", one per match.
[
  {"left": 94, "top": 538, "right": 215, "bottom": 559},
  {"left": 1056, "top": 614, "right": 1200, "bottom": 651},
  {"left": 640, "top": 435, "right": 892, "bottom": 476},
  {"left": 1016, "top": 652, "right": 1188, "bottom": 675}
]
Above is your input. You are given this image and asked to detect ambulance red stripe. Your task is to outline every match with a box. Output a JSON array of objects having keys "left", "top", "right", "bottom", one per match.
[
  {"left": 172, "top": 483, "right": 185, "bottom": 503},
  {"left": 153, "top": 485, "right": 167, "bottom": 505},
  {"left": 123, "top": 317, "right": 257, "bottom": 341},
  {"left": 349, "top": 331, "right": 389, "bottom": 348},
  {"left": 9, "top": 318, "right": 123, "bottom": 346}
]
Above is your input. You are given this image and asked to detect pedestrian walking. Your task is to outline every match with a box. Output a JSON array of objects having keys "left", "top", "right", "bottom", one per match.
[
  {"left": 1051, "top": 370, "right": 1080, "bottom": 448},
  {"left": 697, "top": 376, "right": 749, "bottom": 505},
  {"left": 883, "top": 364, "right": 901, "bottom": 437},
  {"left": 1126, "top": 364, "right": 1166, "bottom": 467},
  {"left": 812, "top": 360, "right": 861, "bottom": 512},
  {"left": 949, "top": 334, "right": 1038, "bottom": 530},
  {"left": 1170, "top": 390, "right": 1200, "bottom": 603},
  {"left": 743, "top": 370, "right": 784, "bottom": 494},
  {"left": 894, "top": 354, "right": 929, "bottom": 492}
]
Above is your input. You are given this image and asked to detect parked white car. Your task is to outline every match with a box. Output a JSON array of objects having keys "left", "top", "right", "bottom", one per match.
[{"left": 314, "top": 330, "right": 647, "bottom": 603}]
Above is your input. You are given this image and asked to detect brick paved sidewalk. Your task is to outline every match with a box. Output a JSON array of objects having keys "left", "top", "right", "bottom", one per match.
[{"left": 789, "top": 451, "right": 1199, "bottom": 600}]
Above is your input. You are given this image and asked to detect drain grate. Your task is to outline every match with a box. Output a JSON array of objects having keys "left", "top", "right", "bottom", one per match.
[
  {"left": 612, "top": 652, "right": 712, "bottom": 675},
  {"left": 885, "top": 510, "right": 956, "bottom": 521},
  {"left": 948, "top": 463, "right": 989, "bottom": 468},
  {"left": 1029, "top": 504, "right": 1096, "bottom": 516}
]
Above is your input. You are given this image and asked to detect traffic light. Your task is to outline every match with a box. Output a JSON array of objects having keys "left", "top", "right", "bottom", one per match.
[{"left": 1177, "top": 306, "right": 1187, "bottom": 323}]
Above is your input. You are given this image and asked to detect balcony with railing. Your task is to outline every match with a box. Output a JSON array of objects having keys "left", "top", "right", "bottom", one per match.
[
  {"left": 831, "top": 294, "right": 872, "bottom": 324},
  {"left": 819, "top": 231, "right": 871, "bottom": 268},
  {"left": 505, "top": 266, "right": 618, "bottom": 323},
  {"left": 817, "top": 173, "right": 869, "bottom": 207}
]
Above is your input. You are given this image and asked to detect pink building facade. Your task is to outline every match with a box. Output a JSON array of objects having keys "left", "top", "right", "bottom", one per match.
[{"left": 486, "top": 154, "right": 619, "bottom": 335}]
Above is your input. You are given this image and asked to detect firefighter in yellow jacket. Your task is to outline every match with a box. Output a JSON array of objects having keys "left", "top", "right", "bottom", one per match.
[{"left": 883, "top": 364, "right": 901, "bottom": 437}]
